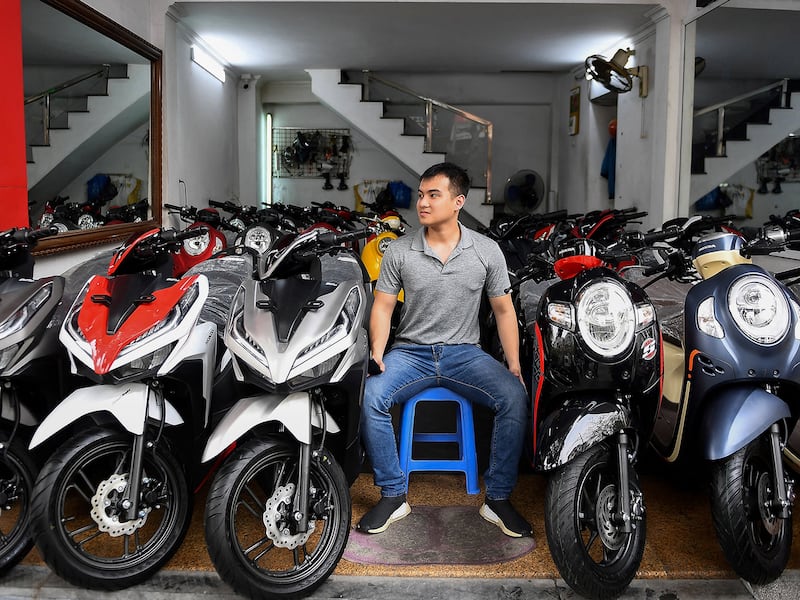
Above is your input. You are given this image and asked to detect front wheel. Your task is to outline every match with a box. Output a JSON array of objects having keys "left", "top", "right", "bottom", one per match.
[
  {"left": 710, "top": 435, "right": 792, "bottom": 584},
  {"left": 30, "top": 427, "right": 191, "bottom": 590},
  {"left": 0, "top": 435, "right": 37, "bottom": 576},
  {"left": 205, "top": 439, "right": 351, "bottom": 599},
  {"left": 544, "top": 443, "right": 646, "bottom": 600}
]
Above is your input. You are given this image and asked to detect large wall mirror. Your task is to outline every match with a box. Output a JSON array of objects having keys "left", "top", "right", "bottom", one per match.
[
  {"left": 22, "top": 0, "right": 161, "bottom": 255},
  {"left": 686, "top": 4, "right": 800, "bottom": 222}
]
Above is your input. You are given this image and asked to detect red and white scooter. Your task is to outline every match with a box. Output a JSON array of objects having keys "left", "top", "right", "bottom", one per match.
[{"left": 28, "top": 226, "right": 224, "bottom": 590}]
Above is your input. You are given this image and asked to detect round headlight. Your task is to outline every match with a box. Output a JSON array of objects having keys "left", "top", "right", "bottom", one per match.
[
  {"left": 244, "top": 226, "right": 273, "bottom": 254},
  {"left": 728, "top": 275, "right": 789, "bottom": 344},
  {"left": 183, "top": 232, "right": 211, "bottom": 256},
  {"left": 576, "top": 279, "right": 635, "bottom": 357}
]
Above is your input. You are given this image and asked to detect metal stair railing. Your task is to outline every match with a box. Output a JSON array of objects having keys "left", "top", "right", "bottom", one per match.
[
  {"left": 362, "top": 70, "right": 493, "bottom": 204},
  {"left": 694, "top": 78, "right": 790, "bottom": 158},
  {"left": 24, "top": 64, "right": 111, "bottom": 148}
]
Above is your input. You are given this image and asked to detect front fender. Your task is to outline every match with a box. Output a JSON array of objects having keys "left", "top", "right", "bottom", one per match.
[
  {"left": 29, "top": 383, "right": 184, "bottom": 448},
  {"left": 537, "top": 398, "right": 630, "bottom": 471},
  {"left": 702, "top": 386, "right": 791, "bottom": 460},
  {"left": 201, "top": 392, "right": 341, "bottom": 462}
]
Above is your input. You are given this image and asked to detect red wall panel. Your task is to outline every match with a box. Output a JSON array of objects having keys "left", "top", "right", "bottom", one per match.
[{"left": 1, "top": 1, "right": 30, "bottom": 229}]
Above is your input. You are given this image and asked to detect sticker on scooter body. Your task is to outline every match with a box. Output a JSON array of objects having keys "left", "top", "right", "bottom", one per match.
[{"left": 642, "top": 337, "right": 657, "bottom": 360}]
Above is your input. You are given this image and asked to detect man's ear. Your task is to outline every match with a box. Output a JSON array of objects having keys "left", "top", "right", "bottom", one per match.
[{"left": 455, "top": 194, "right": 466, "bottom": 209}]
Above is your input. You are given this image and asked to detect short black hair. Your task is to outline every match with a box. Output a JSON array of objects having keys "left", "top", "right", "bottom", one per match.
[{"left": 420, "top": 162, "right": 470, "bottom": 198}]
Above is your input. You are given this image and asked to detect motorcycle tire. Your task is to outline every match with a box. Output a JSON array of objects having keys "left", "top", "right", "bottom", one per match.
[
  {"left": 30, "top": 427, "right": 191, "bottom": 590},
  {"left": 544, "top": 443, "right": 646, "bottom": 600},
  {"left": 710, "top": 434, "right": 792, "bottom": 585},
  {"left": 205, "top": 439, "right": 351, "bottom": 599},
  {"left": 0, "top": 435, "right": 37, "bottom": 576}
]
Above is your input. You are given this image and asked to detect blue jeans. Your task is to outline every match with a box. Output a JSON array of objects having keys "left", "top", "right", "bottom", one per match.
[{"left": 361, "top": 344, "right": 528, "bottom": 500}]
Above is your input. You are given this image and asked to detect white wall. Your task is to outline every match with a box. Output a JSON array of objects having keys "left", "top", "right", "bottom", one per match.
[
  {"left": 266, "top": 97, "right": 419, "bottom": 212},
  {"left": 168, "top": 24, "right": 238, "bottom": 209},
  {"left": 58, "top": 122, "right": 150, "bottom": 206}
]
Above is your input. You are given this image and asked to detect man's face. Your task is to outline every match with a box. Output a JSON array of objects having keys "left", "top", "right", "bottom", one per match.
[{"left": 417, "top": 173, "right": 463, "bottom": 227}]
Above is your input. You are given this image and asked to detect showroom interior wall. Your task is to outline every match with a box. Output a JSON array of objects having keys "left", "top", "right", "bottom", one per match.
[{"left": 34, "top": 0, "right": 682, "bottom": 275}]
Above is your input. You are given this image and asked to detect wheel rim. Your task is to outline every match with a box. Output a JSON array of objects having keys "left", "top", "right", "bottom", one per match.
[
  {"left": 228, "top": 447, "right": 345, "bottom": 585},
  {"left": 743, "top": 445, "right": 785, "bottom": 553},
  {"left": 52, "top": 435, "right": 183, "bottom": 570},
  {"left": 576, "top": 456, "right": 640, "bottom": 568},
  {"left": 0, "top": 450, "right": 33, "bottom": 553}
]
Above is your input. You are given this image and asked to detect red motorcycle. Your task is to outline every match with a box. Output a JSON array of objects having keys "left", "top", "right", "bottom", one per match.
[{"left": 164, "top": 203, "right": 236, "bottom": 276}]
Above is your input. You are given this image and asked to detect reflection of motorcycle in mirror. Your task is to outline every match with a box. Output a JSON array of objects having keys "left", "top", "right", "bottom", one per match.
[
  {"left": 0, "top": 226, "right": 67, "bottom": 576},
  {"left": 644, "top": 224, "right": 800, "bottom": 585},
  {"left": 201, "top": 226, "right": 373, "bottom": 599},
  {"left": 514, "top": 228, "right": 672, "bottom": 599},
  {"left": 27, "top": 226, "right": 237, "bottom": 590},
  {"left": 103, "top": 199, "right": 150, "bottom": 226},
  {"left": 37, "top": 195, "right": 103, "bottom": 232}
]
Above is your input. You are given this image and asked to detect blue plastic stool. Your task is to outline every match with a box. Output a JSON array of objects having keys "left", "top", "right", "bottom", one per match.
[{"left": 398, "top": 386, "right": 480, "bottom": 494}]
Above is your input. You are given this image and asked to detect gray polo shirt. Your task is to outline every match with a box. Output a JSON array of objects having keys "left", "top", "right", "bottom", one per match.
[{"left": 376, "top": 223, "right": 511, "bottom": 346}]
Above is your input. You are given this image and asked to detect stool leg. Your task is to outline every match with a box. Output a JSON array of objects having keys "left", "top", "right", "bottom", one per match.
[
  {"left": 398, "top": 401, "right": 415, "bottom": 494},
  {"left": 460, "top": 402, "right": 481, "bottom": 495}
]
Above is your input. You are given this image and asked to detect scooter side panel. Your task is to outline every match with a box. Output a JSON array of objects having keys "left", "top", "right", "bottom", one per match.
[
  {"left": 201, "top": 392, "right": 341, "bottom": 462},
  {"left": 536, "top": 397, "right": 630, "bottom": 471},
  {"left": 29, "top": 383, "right": 184, "bottom": 448},
  {"left": 701, "top": 386, "right": 791, "bottom": 460}
]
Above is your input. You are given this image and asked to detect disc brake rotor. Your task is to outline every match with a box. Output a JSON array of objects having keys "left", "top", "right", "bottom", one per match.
[
  {"left": 756, "top": 471, "right": 781, "bottom": 536},
  {"left": 596, "top": 483, "right": 625, "bottom": 550},
  {"left": 90, "top": 473, "right": 150, "bottom": 537},
  {"left": 263, "top": 483, "right": 315, "bottom": 549}
]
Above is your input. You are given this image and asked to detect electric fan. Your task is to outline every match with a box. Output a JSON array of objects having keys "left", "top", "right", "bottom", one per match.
[{"left": 504, "top": 170, "right": 546, "bottom": 215}]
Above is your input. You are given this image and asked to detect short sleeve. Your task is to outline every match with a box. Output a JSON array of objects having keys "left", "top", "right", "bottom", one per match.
[
  {"left": 375, "top": 242, "right": 403, "bottom": 296},
  {"left": 484, "top": 240, "right": 511, "bottom": 298}
]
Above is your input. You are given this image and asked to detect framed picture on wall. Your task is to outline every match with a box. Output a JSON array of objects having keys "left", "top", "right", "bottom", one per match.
[{"left": 569, "top": 87, "right": 580, "bottom": 136}]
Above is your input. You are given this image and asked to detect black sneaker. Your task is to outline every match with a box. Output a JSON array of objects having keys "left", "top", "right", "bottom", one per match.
[
  {"left": 356, "top": 495, "right": 411, "bottom": 534},
  {"left": 479, "top": 498, "right": 533, "bottom": 538}
]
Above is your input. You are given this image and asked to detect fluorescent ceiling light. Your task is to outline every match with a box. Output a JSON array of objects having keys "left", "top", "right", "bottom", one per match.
[{"left": 191, "top": 45, "right": 226, "bottom": 83}]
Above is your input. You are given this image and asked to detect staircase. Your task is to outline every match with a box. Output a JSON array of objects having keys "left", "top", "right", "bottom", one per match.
[
  {"left": 306, "top": 69, "right": 494, "bottom": 227},
  {"left": 690, "top": 80, "right": 800, "bottom": 202},
  {"left": 26, "top": 63, "right": 150, "bottom": 206}
]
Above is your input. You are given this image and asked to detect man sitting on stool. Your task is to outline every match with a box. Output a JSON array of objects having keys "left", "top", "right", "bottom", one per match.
[{"left": 358, "top": 162, "right": 533, "bottom": 538}]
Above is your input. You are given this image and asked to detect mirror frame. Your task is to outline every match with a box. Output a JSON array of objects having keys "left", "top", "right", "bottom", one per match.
[{"left": 30, "top": 0, "right": 162, "bottom": 256}]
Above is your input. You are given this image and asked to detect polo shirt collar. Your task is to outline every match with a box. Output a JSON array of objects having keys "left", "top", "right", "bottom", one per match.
[{"left": 410, "top": 223, "right": 475, "bottom": 253}]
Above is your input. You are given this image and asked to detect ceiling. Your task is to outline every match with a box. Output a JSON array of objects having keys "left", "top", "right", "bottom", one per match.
[
  {"left": 21, "top": 1, "right": 800, "bottom": 86},
  {"left": 172, "top": 2, "right": 800, "bottom": 82}
]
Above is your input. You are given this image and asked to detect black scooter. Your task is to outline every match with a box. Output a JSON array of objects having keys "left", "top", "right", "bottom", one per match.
[{"left": 513, "top": 228, "right": 673, "bottom": 600}]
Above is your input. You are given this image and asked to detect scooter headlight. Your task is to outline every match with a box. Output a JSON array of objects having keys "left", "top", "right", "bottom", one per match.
[
  {"left": 0, "top": 283, "right": 53, "bottom": 338},
  {"left": 243, "top": 226, "right": 273, "bottom": 254},
  {"left": 576, "top": 279, "right": 635, "bottom": 357},
  {"left": 298, "top": 287, "right": 360, "bottom": 361},
  {"left": 728, "top": 275, "right": 789, "bottom": 344},
  {"left": 183, "top": 231, "right": 211, "bottom": 256}
]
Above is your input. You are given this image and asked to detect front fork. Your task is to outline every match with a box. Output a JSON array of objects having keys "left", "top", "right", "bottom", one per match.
[
  {"left": 767, "top": 422, "right": 795, "bottom": 520},
  {"left": 615, "top": 430, "right": 643, "bottom": 534}
]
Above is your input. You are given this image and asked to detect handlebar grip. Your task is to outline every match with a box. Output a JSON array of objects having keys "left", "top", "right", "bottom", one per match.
[
  {"left": 208, "top": 200, "right": 227, "bottom": 209},
  {"left": 621, "top": 211, "right": 649, "bottom": 221},
  {"left": 618, "top": 207, "right": 639, "bottom": 215},
  {"left": 164, "top": 203, "right": 183, "bottom": 211},
  {"left": 28, "top": 226, "right": 60, "bottom": 242},
  {"left": 641, "top": 226, "right": 680, "bottom": 245},
  {"left": 159, "top": 226, "right": 210, "bottom": 244},
  {"left": 318, "top": 229, "right": 371, "bottom": 246},
  {"left": 538, "top": 209, "right": 568, "bottom": 221}
]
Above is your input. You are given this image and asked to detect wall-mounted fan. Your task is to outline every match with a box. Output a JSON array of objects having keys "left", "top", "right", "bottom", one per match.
[
  {"left": 585, "top": 48, "right": 649, "bottom": 98},
  {"left": 504, "top": 169, "right": 546, "bottom": 214}
]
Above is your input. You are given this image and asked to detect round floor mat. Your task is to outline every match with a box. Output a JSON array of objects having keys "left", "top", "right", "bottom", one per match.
[{"left": 342, "top": 505, "right": 536, "bottom": 566}]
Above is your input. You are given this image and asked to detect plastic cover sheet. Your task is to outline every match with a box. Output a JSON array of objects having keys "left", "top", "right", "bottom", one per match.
[{"left": 184, "top": 256, "right": 251, "bottom": 336}]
